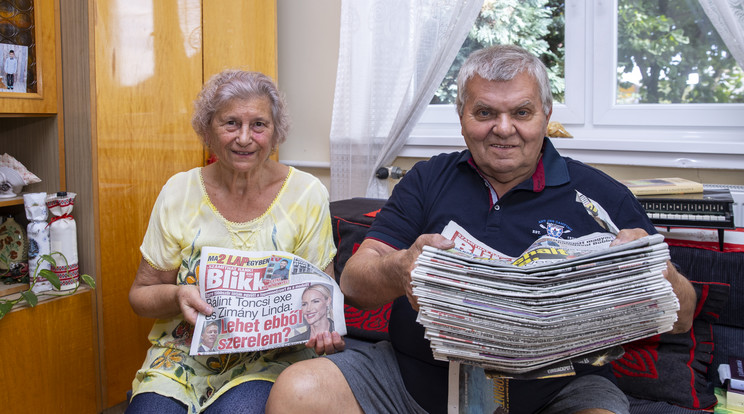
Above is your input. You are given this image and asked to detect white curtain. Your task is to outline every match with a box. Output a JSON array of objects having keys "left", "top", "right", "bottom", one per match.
[
  {"left": 329, "top": 0, "right": 484, "bottom": 200},
  {"left": 698, "top": 0, "right": 744, "bottom": 67}
]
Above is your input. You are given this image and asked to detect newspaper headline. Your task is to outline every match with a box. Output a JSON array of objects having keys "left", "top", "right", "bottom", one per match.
[{"left": 190, "top": 247, "right": 346, "bottom": 355}]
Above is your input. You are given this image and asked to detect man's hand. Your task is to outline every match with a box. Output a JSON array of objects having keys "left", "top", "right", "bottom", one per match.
[
  {"left": 403, "top": 234, "right": 455, "bottom": 311},
  {"left": 609, "top": 228, "right": 696, "bottom": 333},
  {"left": 661, "top": 260, "right": 696, "bottom": 333},
  {"left": 341, "top": 234, "right": 454, "bottom": 311},
  {"left": 609, "top": 228, "right": 649, "bottom": 247}
]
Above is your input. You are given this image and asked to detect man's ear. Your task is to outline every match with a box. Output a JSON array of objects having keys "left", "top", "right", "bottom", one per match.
[{"left": 543, "top": 107, "right": 553, "bottom": 136}]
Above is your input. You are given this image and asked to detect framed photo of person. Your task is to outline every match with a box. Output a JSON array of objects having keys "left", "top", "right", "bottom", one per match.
[{"left": 1, "top": 43, "right": 29, "bottom": 93}]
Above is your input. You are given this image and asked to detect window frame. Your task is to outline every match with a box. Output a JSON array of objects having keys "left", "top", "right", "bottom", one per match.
[{"left": 403, "top": 0, "right": 744, "bottom": 170}]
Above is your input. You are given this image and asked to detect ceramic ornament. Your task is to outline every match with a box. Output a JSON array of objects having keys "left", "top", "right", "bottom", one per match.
[{"left": 0, "top": 215, "right": 28, "bottom": 280}]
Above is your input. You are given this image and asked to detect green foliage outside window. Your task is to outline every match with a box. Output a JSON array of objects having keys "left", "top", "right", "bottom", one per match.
[
  {"left": 432, "top": 0, "right": 566, "bottom": 105},
  {"left": 617, "top": 0, "right": 744, "bottom": 104},
  {"left": 433, "top": 0, "right": 743, "bottom": 106}
]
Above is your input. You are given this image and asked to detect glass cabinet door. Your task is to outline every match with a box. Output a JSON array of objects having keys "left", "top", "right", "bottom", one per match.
[{"left": 0, "top": 0, "right": 58, "bottom": 114}]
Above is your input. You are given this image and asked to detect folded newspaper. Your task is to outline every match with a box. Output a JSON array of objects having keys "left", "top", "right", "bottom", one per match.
[
  {"left": 412, "top": 221, "right": 680, "bottom": 379},
  {"left": 190, "top": 247, "right": 346, "bottom": 355}
]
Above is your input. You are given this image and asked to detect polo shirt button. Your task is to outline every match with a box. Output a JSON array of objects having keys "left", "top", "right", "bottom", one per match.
[{"left": 494, "top": 205, "right": 500, "bottom": 211}]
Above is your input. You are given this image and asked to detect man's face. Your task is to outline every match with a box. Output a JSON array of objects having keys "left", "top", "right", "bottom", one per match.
[{"left": 459, "top": 72, "right": 551, "bottom": 194}]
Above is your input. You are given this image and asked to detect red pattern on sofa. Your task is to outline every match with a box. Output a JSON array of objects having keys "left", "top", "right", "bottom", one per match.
[{"left": 331, "top": 198, "right": 392, "bottom": 342}]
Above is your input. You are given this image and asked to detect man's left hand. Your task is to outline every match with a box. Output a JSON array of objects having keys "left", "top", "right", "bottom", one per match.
[{"left": 609, "top": 227, "right": 696, "bottom": 333}]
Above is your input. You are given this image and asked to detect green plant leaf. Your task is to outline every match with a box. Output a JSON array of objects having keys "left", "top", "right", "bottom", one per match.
[
  {"left": 44, "top": 271, "right": 61, "bottom": 290},
  {"left": 81, "top": 274, "right": 96, "bottom": 288},
  {"left": 21, "top": 290, "right": 38, "bottom": 307},
  {"left": 175, "top": 366, "right": 184, "bottom": 378},
  {"left": 0, "top": 301, "right": 12, "bottom": 317},
  {"left": 39, "top": 269, "right": 55, "bottom": 279},
  {"left": 40, "top": 254, "right": 57, "bottom": 267}
]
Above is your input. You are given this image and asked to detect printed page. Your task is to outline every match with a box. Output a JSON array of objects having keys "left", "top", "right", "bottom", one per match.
[
  {"left": 190, "top": 247, "right": 346, "bottom": 355},
  {"left": 417, "top": 221, "right": 678, "bottom": 375}
]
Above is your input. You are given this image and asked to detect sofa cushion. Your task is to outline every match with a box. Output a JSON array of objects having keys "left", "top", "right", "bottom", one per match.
[
  {"left": 611, "top": 281, "right": 730, "bottom": 410},
  {"left": 330, "top": 198, "right": 391, "bottom": 342},
  {"left": 668, "top": 247, "right": 744, "bottom": 329}
]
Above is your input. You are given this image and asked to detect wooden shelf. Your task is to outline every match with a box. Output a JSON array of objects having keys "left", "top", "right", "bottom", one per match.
[
  {"left": 0, "top": 281, "right": 30, "bottom": 297},
  {"left": 0, "top": 282, "right": 91, "bottom": 311},
  {"left": 0, "top": 195, "right": 23, "bottom": 208}
]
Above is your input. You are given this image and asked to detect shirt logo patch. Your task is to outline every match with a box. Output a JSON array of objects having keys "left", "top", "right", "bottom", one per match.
[{"left": 538, "top": 220, "right": 573, "bottom": 238}]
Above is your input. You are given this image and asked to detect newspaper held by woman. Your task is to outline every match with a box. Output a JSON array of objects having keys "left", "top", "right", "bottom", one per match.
[{"left": 190, "top": 246, "right": 346, "bottom": 355}]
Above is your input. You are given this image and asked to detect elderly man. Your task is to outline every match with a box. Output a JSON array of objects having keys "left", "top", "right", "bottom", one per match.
[{"left": 267, "top": 44, "right": 696, "bottom": 414}]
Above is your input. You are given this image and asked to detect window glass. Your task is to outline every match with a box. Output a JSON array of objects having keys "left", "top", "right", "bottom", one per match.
[
  {"left": 432, "top": 0, "right": 566, "bottom": 105},
  {"left": 617, "top": 0, "right": 744, "bottom": 104},
  {"left": 408, "top": 0, "right": 744, "bottom": 169}
]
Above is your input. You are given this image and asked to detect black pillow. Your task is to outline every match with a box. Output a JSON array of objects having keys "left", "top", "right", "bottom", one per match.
[{"left": 611, "top": 281, "right": 730, "bottom": 410}]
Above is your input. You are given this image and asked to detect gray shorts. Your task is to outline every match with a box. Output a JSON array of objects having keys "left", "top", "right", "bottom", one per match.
[
  {"left": 326, "top": 340, "right": 629, "bottom": 414},
  {"left": 324, "top": 340, "right": 427, "bottom": 414},
  {"left": 539, "top": 374, "right": 630, "bottom": 414}
]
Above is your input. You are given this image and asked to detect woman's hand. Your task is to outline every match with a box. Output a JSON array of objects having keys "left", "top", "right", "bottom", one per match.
[
  {"left": 306, "top": 331, "right": 345, "bottom": 355},
  {"left": 177, "top": 285, "right": 213, "bottom": 325},
  {"left": 130, "top": 257, "right": 213, "bottom": 325}
]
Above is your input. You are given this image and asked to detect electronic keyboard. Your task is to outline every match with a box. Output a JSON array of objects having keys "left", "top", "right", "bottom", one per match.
[{"left": 637, "top": 187, "right": 735, "bottom": 250}]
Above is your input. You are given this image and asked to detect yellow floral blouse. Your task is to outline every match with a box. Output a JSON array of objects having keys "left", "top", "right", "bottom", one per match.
[{"left": 131, "top": 167, "right": 336, "bottom": 412}]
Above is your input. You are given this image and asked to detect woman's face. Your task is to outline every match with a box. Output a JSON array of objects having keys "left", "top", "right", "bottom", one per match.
[
  {"left": 209, "top": 96, "right": 275, "bottom": 173},
  {"left": 301, "top": 289, "right": 330, "bottom": 327},
  {"left": 202, "top": 324, "right": 219, "bottom": 347}
]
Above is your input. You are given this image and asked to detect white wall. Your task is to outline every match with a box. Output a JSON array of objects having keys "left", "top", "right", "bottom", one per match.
[{"left": 277, "top": 0, "right": 340, "bottom": 190}]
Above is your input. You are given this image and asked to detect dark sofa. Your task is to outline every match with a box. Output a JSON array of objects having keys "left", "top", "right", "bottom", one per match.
[{"left": 330, "top": 198, "right": 743, "bottom": 413}]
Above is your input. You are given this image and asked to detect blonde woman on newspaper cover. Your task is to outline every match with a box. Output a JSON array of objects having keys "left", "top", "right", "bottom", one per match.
[
  {"left": 127, "top": 70, "right": 343, "bottom": 414},
  {"left": 288, "top": 283, "right": 336, "bottom": 343}
]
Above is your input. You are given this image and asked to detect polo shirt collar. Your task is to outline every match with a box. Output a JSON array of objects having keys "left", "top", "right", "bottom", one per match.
[{"left": 460, "top": 137, "right": 570, "bottom": 193}]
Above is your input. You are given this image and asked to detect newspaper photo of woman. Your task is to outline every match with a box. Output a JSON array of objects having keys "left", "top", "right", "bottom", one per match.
[
  {"left": 198, "top": 320, "right": 220, "bottom": 352},
  {"left": 288, "top": 284, "right": 335, "bottom": 343}
]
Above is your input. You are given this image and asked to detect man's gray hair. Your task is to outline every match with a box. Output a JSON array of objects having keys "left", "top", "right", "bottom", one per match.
[{"left": 455, "top": 45, "right": 553, "bottom": 117}]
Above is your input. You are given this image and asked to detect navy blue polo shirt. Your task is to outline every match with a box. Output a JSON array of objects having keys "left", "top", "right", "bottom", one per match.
[{"left": 366, "top": 138, "right": 656, "bottom": 414}]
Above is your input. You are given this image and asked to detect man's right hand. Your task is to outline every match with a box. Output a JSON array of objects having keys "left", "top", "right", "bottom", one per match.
[
  {"left": 401, "top": 234, "right": 455, "bottom": 310},
  {"left": 340, "top": 234, "right": 454, "bottom": 311}
]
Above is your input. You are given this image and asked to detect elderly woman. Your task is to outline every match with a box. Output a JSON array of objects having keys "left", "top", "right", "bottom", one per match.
[{"left": 127, "top": 70, "right": 343, "bottom": 414}]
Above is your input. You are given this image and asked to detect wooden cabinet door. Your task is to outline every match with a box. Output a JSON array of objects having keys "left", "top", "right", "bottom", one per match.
[{"left": 91, "top": 1, "right": 278, "bottom": 408}]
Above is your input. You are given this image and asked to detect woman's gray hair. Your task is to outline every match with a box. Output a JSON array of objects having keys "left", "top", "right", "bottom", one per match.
[
  {"left": 455, "top": 45, "right": 553, "bottom": 118},
  {"left": 191, "top": 70, "right": 290, "bottom": 147}
]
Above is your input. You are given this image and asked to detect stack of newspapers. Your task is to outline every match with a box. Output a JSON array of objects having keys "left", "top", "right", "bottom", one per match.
[{"left": 412, "top": 221, "right": 680, "bottom": 377}]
